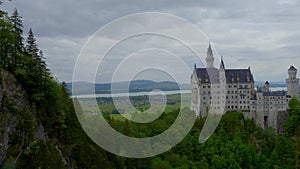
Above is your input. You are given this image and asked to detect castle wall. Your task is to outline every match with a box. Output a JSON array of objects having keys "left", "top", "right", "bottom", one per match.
[
  {"left": 191, "top": 44, "right": 297, "bottom": 132},
  {"left": 286, "top": 78, "right": 299, "bottom": 98}
]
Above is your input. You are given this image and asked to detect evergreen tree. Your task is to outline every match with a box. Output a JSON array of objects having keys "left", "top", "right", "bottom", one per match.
[
  {"left": 0, "top": 10, "right": 14, "bottom": 69},
  {"left": 10, "top": 8, "right": 24, "bottom": 71},
  {"left": 26, "top": 28, "right": 39, "bottom": 57}
]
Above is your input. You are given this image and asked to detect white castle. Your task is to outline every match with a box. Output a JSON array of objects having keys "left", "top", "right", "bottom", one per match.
[{"left": 191, "top": 43, "right": 299, "bottom": 132}]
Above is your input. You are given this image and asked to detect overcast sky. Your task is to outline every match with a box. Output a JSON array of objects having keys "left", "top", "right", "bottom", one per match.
[{"left": 1, "top": 0, "right": 300, "bottom": 84}]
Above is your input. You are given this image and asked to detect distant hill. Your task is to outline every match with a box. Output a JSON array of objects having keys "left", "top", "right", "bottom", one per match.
[
  {"left": 67, "top": 80, "right": 191, "bottom": 95},
  {"left": 68, "top": 80, "right": 298, "bottom": 95},
  {"left": 255, "top": 81, "right": 286, "bottom": 87}
]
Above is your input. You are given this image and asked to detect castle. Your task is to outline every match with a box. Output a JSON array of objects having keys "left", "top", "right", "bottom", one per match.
[{"left": 191, "top": 43, "right": 299, "bottom": 132}]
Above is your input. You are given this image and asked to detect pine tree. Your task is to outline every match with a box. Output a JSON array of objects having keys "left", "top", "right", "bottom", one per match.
[
  {"left": 26, "top": 28, "right": 39, "bottom": 57},
  {"left": 26, "top": 28, "right": 48, "bottom": 77},
  {"left": 10, "top": 8, "right": 24, "bottom": 71},
  {"left": 0, "top": 10, "right": 14, "bottom": 69}
]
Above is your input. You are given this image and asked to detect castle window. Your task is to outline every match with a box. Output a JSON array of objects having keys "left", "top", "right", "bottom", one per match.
[
  {"left": 208, "top": 85, "right": 210, "bottom": 88},
  {"left": 203, "top": 86, "right": 206, "bottom": 88}
]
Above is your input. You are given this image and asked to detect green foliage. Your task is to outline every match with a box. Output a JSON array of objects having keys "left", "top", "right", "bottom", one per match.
[
  {"left": 17, "top": 141, "right": 64, "bottom": 169},
  {"left": 285, "top": 97, "right": 300, "bottom": 135}
]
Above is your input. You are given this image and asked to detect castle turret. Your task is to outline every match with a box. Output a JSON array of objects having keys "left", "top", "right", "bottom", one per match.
[
  {"left": 219, "top": 56, "right": 225, "bottom": 70},
  {"left": 206, "top": 42, "right": 214, "bottom": 68},
  {"left": 286, "top": 66, "right": 299, "bottom": 98},
  {"left": 264, "top": 81, "right": 270, "bottom": 92}
]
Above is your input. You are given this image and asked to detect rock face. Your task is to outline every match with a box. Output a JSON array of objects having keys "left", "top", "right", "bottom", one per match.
[{"left": 0, "top": 69, "right": 32, "bottom": 165}]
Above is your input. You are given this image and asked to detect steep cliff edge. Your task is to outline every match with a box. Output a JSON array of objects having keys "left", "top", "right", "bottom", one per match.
[{"left": 0, "top": 68, "right": 35, "bottom": 164}]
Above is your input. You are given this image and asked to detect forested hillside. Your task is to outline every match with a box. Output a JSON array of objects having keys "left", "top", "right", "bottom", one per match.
[{"left": 1, "top": 7, "right": 300, "bottom": 169}]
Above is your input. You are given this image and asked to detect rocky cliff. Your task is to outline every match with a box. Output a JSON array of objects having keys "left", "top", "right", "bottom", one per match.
[{"left": 0, "top": 69, "right": 37, "bottom": 165}]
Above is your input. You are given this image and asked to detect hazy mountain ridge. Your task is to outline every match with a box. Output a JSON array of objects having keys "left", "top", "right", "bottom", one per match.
[
  {"left": 255, "top": 81, "right": 286, "bottom": 87},
  {"left": 67, "top": 80, "right": 294, "bottom": 95},
  {"left": 67, "top": 80, "right": 191, "bottom": 95}
]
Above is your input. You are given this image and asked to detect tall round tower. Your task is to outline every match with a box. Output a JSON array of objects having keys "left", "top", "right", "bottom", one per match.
[{"left": 286, "top": 66, "right": 299, "bottom": 98}]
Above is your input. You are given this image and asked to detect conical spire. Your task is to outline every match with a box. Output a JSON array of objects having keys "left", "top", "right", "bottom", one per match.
[
  {"left": 207, "top": 41, "right": 213, "bottom": 57},
  {"left": 220, "top": 56, "right": 225, "bottom": 69},
  {"left": 206, "top": 42, "right": 215, "bottom": 68}
]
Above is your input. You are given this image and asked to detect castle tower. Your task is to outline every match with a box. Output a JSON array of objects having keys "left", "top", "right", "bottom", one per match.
[
  {"left": 286, "top": 66, "right": 299, "bottom": 98},
  {"left": 263, "top": 81, "right": 270, "bottom": 92},
  {"left": 206, "top": 42, "right": 215, "bottom": 68},
  {"left": 218, "top": 57, "right": 226, "bottom": 113}
]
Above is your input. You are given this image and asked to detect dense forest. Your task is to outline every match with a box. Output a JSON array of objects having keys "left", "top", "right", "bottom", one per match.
[{"left": 0, "top": 6, "right": 300, "bottom": 169}]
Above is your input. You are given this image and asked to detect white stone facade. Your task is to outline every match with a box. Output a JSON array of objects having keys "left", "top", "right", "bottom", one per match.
[{"left": 191, "top": 43, "right": 299, "bottom": 132}]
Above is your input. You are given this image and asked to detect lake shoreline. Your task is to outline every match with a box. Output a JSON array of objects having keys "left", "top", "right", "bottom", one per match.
[{"left": 72, "top": 87, "right": 287, "bottom": 98}]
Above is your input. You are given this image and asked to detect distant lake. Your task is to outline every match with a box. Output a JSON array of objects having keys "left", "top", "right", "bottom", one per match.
[
  {"left": 269, "top": 87, "right": 287, "bottom": 91},
  {"left": 72, "top": 87, "right": 287, "bottom": 98},
  {"left": 72, "top": 90, "right": 192, "bottom": 98}
]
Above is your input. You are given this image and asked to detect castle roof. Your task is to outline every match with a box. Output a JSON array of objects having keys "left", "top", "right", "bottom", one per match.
[
  {"left": 220, "top": 57, "right": 225, "bottom": 69},
  {"left": 196, "top": 67, "right": 254, "bottom": 84},
  {"left": 289, "top": 65, "right": 297, "bottom": 70},
  {"left": 259, "top": 90, "right": 287, "bottom": 97},
  {"left": 207, "top": 42, "right": 213, "bottom": 57}
]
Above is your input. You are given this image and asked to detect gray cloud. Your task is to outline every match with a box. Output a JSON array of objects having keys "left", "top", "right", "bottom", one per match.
[{"left": 2, "top": 0, "right": 300, "bottom": 83}]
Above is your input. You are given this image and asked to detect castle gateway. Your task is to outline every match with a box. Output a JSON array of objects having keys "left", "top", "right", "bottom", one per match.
[{"left": 191, "top": 43, "right": 299, "bottom": 132}]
